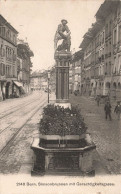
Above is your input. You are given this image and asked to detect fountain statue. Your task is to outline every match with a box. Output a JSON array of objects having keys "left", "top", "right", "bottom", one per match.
[
  {"left": 54, "top": 19, "right": 71, "bottom": 52},
  {"left": 54, "top": 19, "right": 72, "bottom": 108}
]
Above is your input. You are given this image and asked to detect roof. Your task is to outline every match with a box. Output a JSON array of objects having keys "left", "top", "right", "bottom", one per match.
[
  {"left": 95, "top": 0, "right": 119, "bottom": 19},
  {"left": 79, "top": 22, "right": 103, "bottom": 49},
  {"left": 0, "top": 15, "right": 18, "bottom": 34},
  {"left": 13, "top": 81, "right": 23, "bottom": 87},
  {"left": 79, "top": 0, "right": 119, "bottom": 50},
  {"left": 72, "top": 50, "right": 84, "bottom": 62}
]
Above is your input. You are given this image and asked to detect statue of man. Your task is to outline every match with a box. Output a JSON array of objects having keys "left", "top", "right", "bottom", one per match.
[{"left": 54, "top": 19, "right": 71, "bottom": 52}]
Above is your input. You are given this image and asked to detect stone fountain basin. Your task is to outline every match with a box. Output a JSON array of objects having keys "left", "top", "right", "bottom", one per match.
[
  {"left": 36, "top": 134, "right": 94, "bottom": 148},
  {"left": 31, "top": 134, "right": 96, "bottom": 176}
]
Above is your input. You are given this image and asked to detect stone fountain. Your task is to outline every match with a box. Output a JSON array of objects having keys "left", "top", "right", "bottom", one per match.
[{"left": 31, "top": 19, "right": 96, "bottom": 176}]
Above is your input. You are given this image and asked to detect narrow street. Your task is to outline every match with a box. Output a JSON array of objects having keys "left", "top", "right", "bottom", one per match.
[
  {"left": 0, "top": 91, "right": 49, "bottom": 174},
  {"left": 0, "top": 91, "right": 120, "bottom": 175},
  {"left": 70, "top": 94, "right": 121, "bottom": 175}
]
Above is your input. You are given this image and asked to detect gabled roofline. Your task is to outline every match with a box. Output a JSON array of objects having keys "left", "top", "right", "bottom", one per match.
[{"left": 0, "top": 15, "right": 18, "bottom": 34}]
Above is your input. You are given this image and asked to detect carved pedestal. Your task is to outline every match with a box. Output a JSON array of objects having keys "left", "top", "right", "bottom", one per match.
[{"left": 54, "top": 51, "right": 72, "bottom": 108}]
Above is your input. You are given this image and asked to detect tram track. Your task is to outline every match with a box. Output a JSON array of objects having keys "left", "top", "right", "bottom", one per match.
[
  {"left": 0, "top": 97, "right": 47, "bottom": 156},
  {"left": 0, "top": 97, "right": 43, "bottom": 134},
  {"left": 0, "top": 93, "right": 43, "bottom": 120}
]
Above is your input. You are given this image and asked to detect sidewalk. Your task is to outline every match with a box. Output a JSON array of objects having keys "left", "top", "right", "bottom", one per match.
[{"left": 69, "top": 94, "right": 121, "bottom": 175}]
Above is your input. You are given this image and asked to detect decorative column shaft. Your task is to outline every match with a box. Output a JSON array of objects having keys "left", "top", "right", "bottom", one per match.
[{"left": 54, "top": 51, "right": 71, "bottom": 104}]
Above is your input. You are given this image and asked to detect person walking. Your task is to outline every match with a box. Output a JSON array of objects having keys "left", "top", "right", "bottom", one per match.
[
  {"left": 104, "top": 101, "right": 112, "bottom": 120},
  {"left": 96, "top": 95, "right": 100, "bottom": 106},
  {"left": 114, "top": 101, "right": 121, "bottom": 120},
  {"left": 2, "top": 86, "right": 6, "bottom": 101}
]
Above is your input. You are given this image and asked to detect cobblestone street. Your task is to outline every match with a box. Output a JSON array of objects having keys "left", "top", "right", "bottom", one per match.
[
  {"left": 0, "top": 91, "right": 49, "bottom": 174},
  {"left": 0, "top": 92, "right": 120, "bottom": 176},
  {"left": 70, "top": 94, "right": 121, "bottom": 175},
  {"left": 0, "top": 107, "right": 42, "bottom": 174}
]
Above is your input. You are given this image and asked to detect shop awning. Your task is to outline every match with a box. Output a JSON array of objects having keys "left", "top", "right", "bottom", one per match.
[
  {"left": 13, "top": 81, "right": 26, "bottom": 94},
  {"left": 13, "top": 81, "right": 23, "bottom": 87}
]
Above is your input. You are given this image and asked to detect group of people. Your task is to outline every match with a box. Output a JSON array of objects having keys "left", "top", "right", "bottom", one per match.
[
  {"left": 104, "top": 101, "right": 121, "bottom": 121},
  {"left": 96, "top": 95, "right": 121, "bottom": 120}
]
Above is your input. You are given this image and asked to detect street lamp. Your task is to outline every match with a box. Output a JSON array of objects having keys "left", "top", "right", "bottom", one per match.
[{"left": 48, "top": 71, "right": 50, "bottom": 103}]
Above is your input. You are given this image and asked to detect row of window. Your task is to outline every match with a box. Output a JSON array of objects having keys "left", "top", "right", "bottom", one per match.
[
  {"left": 83, "top": 59, "right": 121, "bottom": 79},
  {"left": 0, "top": 63, "right": 16, "bottom": 77},
  {"left": 0, "top": 63, "right": 5, "bottom": 76},
  {"left": 84, "top": 31, "right": 121, "bottom": 66},
  {"left": 84, "top": 24, "right": 121, "bottom": 58},
  {"left": 0, "top": 26, "right": 17, "bottom": 44},
  {"left": 0, "top": 45, "right": 16, "bottom": 61}
]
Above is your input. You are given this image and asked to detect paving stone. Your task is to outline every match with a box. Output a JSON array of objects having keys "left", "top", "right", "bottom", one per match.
[{"left": 70, "top": 94, "right": 121, "bottom": 175}]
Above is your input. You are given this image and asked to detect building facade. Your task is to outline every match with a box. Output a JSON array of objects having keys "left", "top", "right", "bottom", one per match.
[
  {"left": 0, "top": 15, "right": 34, "bottom": 100},
  {"left": 30, "top": 75, "right": 42, "bottom": 90},
  {"left": 0, "top": 15, "right": 18, "bottom": 100},
  {"left": 70, "top": 50, "right": 83, "bottom": 94},
  {"left": 17, "top": 40, "right": 33, "bottom": 94},
  {"left": 79, "top": 0, "right": 121, "bottom": 100},
  {"left": 69, "top": 63, "right": 73, "bottom": 93}
]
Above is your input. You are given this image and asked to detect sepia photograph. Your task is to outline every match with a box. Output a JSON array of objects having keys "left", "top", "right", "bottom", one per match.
[{"left": 0, "top": 0, "right": 121, "bottom": 193}]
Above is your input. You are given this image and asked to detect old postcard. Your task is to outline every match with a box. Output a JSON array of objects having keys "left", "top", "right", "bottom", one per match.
[{"left": 0, "top": 0, "right": 121, "bottom": 193}]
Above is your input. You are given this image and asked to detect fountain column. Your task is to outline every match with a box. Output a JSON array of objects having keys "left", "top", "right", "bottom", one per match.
[{"left": 54, "top": 51, "right": 72, "bottom": 109}]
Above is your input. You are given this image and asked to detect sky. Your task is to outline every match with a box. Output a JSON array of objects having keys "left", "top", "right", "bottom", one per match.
[{"left": 0, "top": 0, "right": 104, "bottom": 71}]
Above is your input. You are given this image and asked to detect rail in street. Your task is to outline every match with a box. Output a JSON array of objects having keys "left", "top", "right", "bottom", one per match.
[
  {"left": 0, "top": 91, "right": 48, "bottom": 156},
  {"left": 0, "top": 97, "right": 42, "bottom": 120}
]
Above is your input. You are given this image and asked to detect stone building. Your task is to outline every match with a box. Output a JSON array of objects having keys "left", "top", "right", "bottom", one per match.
[
  {"left": 79, "top": 0, "right": 121, "bottom": 100},
  {"left": 71, "top": 50, "right": 83, "bottom": 94},
  {"left": 30, "top": 67, "right": 56, "bottom": 92},
  {"left": 17, "top": 40, "right": 33, "bottom": 94},
  {"left": 30, "top": 70, "right": 48, "bottom": 91},
  {"left": 49, "top": 66, "right": 56, "bottom": 92},
  {"left": 69, "top": 63, "right": 73, "bottom": 93},
  {"left": 0, "top": 15, "right": 18, "bottom": 100},
  {"left": 30, "top": 74, "right": 42, "bottom": 90}
]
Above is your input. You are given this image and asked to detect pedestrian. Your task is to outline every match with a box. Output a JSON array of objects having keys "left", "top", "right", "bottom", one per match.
[
  {"left": 104, "top": 101, "right": 112, "bottom": 120},
  {"left": 96, "top": 95, "right": 100, "bottom": 106},
  {"left": 74, "top": 90, "right": 77, "bottom": 96},
  {"left": 77, "top": 90, "right": 79, "bottom": 96},
  {"left": 114, "top": 101, "right": 121, "bottom": 120},
  {"left": 2, "top": 86, "right": 6, "bottom": 100}
]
